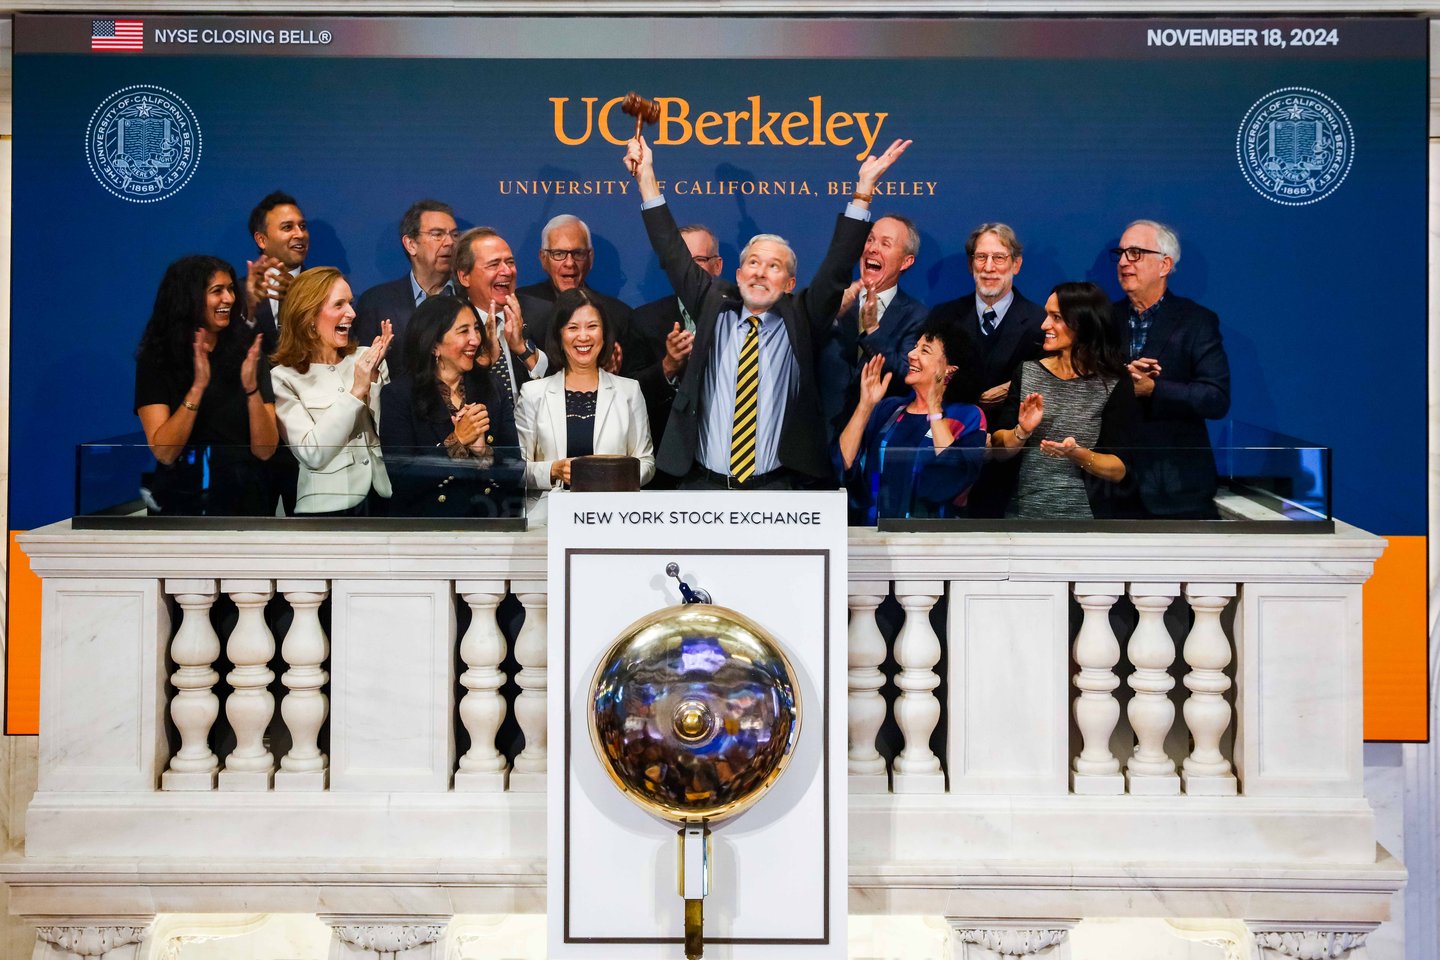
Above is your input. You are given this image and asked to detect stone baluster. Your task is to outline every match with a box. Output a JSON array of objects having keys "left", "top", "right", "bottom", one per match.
[
  {"left": 510, "top": 581, "right": 548, "bottom": 791},
  {"left": 219, "top": 579, "right": 276, "bottom": 790},
  {"left": 274, "top": 580, "right": 329, "bottom": 791},
  {"left": 1181, "top": 583, "right": 1238, "bottom": 795},
  {"left": 455, "top": 581, "right": 510, "bottom": 791},
  {"left": 162, "top": 579, "right": 221, "bottom": 791},
  {"left": 1070, "top": 583, "right": 1124, "bottom": 795},
  {"left": 847, "top": 583, "right": 890, "bottom": 792},
  {"left": 1125, "top": 583, "right": 1181, "bottom": 794},
  {"left": 891, "top": 580, "right": 945, "bottom": 793}
]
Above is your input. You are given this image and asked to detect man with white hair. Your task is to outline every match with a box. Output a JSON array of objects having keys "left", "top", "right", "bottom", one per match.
[
  {"left": 624, "top": 132, "right": 910, "bottom": 489},
  {"left": 516, "top": 213, "right": 633, "bottom": 369},
  {"left": 1110, "top": 218, "right": 1231, "bottom": 519}
]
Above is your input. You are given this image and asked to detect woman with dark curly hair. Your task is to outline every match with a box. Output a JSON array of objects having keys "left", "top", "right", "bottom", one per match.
[
  {"left": 834, "top": 315, "right": 987, "bottom": 524},
  {"left": 133, "top": 255, "right": 278, "bottom": 515},
  {"left": 989, "top": 281, "right": 1138, "bottom": 519}
]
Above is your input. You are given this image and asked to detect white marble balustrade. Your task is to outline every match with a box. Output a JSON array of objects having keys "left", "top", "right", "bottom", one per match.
[{"left": 8, "top": 520, "right": 1401, "bottom": 960}]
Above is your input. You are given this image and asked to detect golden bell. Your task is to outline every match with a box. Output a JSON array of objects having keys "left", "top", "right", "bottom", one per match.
[{"left": 588, "top": 601, "right": 802, "bottom": 957}]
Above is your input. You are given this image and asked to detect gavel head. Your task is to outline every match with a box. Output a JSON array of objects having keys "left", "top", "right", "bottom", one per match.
[{"left": 621, "top": 92, "right": 662, "bottom": 125}]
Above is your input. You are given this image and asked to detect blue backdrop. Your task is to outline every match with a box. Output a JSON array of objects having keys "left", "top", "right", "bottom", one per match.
[{"left": 9, "top": 15, "right": 1428, "bottom": 535}]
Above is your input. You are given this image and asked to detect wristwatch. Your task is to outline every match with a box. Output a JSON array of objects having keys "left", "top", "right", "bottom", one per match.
[{"left": 518, "top": 340, "right": 536, "bottom": 361}]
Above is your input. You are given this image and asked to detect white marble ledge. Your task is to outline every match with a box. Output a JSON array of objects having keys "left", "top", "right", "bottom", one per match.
[
  {"left": 848, "top": 846, "right": 1407, "bottom": 918},
  {"left": 18, "top": 518, "right": 1385, "bottom": 584}
]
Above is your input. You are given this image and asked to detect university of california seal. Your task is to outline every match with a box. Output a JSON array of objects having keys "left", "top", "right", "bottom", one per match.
[
  {"left": 1236, "top": 87, "right": 1353, "bottom": 207},
  {"left": 86, "top": 85, "right": 202, "bottom": 203}
]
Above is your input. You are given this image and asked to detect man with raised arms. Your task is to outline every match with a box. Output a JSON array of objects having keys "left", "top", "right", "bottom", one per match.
[{"left": 624, "top": 133, "right": 910, "bottom": 489}]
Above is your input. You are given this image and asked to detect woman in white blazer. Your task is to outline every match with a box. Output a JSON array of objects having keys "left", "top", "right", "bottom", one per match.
[
  {"left": 270, "top": 267, "right": 393, "bottom": 515},
  {"left": 516, "top": 288, "right": 654, "bottom": 523}
]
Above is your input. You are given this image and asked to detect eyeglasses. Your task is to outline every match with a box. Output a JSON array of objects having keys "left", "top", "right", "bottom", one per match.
[
  {"left": 420, "top": 228, "right": 461, "bottom": 242},
  {"left": 1109, "top": 246, "right": 1166, "bottom": 263},
  {"left": 543, "top": 248, "right": 592, "bottom": 263},
  {"left": 691, "top": 255, "right": 722, "bottom": 266},
  {"left": 971, "top": 252, "right": 1013, "bottom": 267}
]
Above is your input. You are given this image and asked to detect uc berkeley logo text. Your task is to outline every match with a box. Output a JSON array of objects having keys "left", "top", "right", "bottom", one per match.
[
  {"left": 86, "top": 85, "right": 202, "bottom": 203},
  {"left": 1236, "top": 87, "right": 1353, "bottom": 206}
]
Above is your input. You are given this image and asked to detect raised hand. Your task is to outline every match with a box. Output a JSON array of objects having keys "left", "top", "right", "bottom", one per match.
[
  {"left": 497, "top": 296, "right": 528, "bottom": 354},
  {"left": 604, "top": 340, "right": 623, "bottom": 375},
  {"left": 837, "top": 280, "right": 862, "bottom": 320},
  {"left": 857, "top": 354, "right": 891, "bottom": 409},
  {"left": 856, "top": 138, "right": 912, "bottom": 194},
  {"left": 239, "top": 333, "right": 263, "bottom": 395},
  {"left": 858, "top": 281, "right": 880, "bottom": 335},
  {"left": 924, "top": 362, "right": 949, "bottom": 415},
  {"left": 1018, "top": 391, "right": 1044, "bottom": 436}
]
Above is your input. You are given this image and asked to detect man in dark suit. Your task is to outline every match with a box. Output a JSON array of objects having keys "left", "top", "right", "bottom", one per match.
[
  {"left": 516, "top": 214, "right": 633, "bottom": 370},
  {"left": 818, "top": 213, "right": 928, "bottom": 438},
  {"left": 452, "top": 226, "right": 551, "bottom": 433},
  {"left": 930, "top": 223, "right": 1046, "bottom": 517},
  {"left": 625, "top": 133, "right": 911, "bottom": 489},
  {"left": 243, "top": 191, "right": 309, "bottom": 353},
  {"left": 623, "top": 224, "right": 714, "bottom": 453},
  {"left": 1110, "top": 219, "right": 1230, "bottom": 519},
  {"left": 353, "top": 199, "right": 459, "bottom": 376}
]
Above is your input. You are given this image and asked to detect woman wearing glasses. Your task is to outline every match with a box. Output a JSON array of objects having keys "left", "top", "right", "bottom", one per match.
[{"left": 988, "top": 281, "right": 1138, "bottom": 519}]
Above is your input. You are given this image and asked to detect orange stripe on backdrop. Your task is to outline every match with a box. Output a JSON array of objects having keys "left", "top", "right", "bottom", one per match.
[
  {"left": 1362, "top": 534, "right": 1429, "bottom": 742},
  {"left": 7, "top": 531, "right": 42, "bottom": 736}
]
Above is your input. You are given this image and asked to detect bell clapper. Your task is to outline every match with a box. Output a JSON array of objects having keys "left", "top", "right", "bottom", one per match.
[
  {"left": 665, "top": 562, "right": 713, "bottom": 605},
  {"left": 677, "top": 824, "right": 711, "bottom": 959}
]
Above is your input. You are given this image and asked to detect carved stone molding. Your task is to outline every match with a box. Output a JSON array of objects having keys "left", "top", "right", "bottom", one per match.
[
  {"left": 1252, "top": 930, "right": 1369, "bottom": 959},
  {"left": 35, "top": 924, "right": 149, "bottom": 957},
  {"left": 951, "top": 923, "right": 1072, "bottom": 958},
  {"left": 330, "top": 920, "right": 447, "bottom": 958}
]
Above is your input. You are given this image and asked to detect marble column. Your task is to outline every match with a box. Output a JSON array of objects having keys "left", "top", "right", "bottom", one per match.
[{"left": 847, "top": 582, "right": 890, "bottom": 792}]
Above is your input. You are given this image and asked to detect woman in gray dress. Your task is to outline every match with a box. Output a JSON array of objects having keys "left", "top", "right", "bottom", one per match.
[{"left": 989, "top": 281, "right": 1137, "bottom": 519}]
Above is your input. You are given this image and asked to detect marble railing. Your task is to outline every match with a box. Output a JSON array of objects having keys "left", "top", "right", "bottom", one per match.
[{"left": 5, "top": 520, "right": 1405, "bottom": 960}]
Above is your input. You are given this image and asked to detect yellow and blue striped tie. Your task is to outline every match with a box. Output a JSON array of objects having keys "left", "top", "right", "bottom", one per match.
[{"left": 729, "top": 316, "right": 762, "bottom": 482}]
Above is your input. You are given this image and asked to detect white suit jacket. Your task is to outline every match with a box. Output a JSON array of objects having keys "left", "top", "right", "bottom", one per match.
[
  {"left": 516, "top": 369, "right": 655, "bottom": 523},
  {"left": 272, "top": 347, "right": 392, "bottom": 513}
]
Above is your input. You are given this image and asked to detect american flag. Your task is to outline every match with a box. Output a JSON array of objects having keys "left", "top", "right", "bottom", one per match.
[{"left": 91, "top": 20, "right": 144, "bottom": 52}]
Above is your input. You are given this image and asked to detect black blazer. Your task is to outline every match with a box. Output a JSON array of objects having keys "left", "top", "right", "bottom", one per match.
[
  {"left": 378, "top": 371, "right": 522, "bottom": 518},
  {"left": 930, "top": 288, "right": 1046, "bottom": 392},
  {"left": 819, "top": 286, "right": 929, "bottom": 436},
  {"left": 643, "top": 200, "right": 870, "bottom": 480},
  {"left": 623, "top": 294, "right": 686, "bottom": 447},
  {"left": 1110, "top": 293, "right": 1231, "bottom": 518},
  {"left": 354, "top": 276, "right": 421, "bottom": 374}
]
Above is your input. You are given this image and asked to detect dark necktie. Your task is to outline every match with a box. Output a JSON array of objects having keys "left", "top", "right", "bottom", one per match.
[
  {"left": 729, "top": 316, "right": 762, "bottom": 482},
  {"left": 981, "top": 308, "right": 998, "bottom": 336}
]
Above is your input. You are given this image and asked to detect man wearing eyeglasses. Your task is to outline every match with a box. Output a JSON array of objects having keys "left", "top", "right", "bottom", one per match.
[
  {"left": 929, "top": 223, "right": 1046, "bottom": 517},
  {"left": 1109, "top": 219, "right": 1230, "bottom": 520},
  {"left": 354, "top": 199, "right": 460, "bottom": 374},
  {"left": 516, "top": 214, "right": 634, "bottom": 371},
  {"left": 624, "top": 224, "right": 719, "bottom": 455}
]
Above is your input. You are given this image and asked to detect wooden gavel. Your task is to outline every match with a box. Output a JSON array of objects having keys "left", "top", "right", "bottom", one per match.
[{"left": 621, "top": 92, "right": 661, "bottom": 139}]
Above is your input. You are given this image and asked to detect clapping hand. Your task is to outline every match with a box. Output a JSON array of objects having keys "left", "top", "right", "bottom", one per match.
[
  {"left": 1017, "top": 392, "right": 1044, "bottom": 437},
  {"left": 191, "top": 329, "right": 214, "bottom": 394},
  {"left": 857, "top": 354, "right": 891, "bottom": 410},
  {"left": 662, "top": 322, "right": 694, "bottom": 379},
  {"left": 858, "top": 281, "right": 880, "bottom": 335},
  {"left": 244, "top": 255, "right": 289, "bottom": 310},
  {"left": 1040, "top": 436, "right": 1080, "bottom": 460},
  {"left": 452, "top": 402, "right": 489, "bottom": 448},
  {"left": 239, "top": 333, "right": 263, "bottom": 396},
  {"left": 1127, "top": 358, "right": 1160, "bottom": 398},
  {"left": 351, "top": 320, "right": 393, "bottom": 399}
]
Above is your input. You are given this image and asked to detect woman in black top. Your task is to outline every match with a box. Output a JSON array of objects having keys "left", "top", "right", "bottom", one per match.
[
  {"left": 133, "top": 255, "right": 278, "bottom": 515},
  {"left": 379, "top": 295, "right": 521, "bottom": 517}
]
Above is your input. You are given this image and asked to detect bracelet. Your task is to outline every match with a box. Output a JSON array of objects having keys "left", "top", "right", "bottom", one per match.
[
  {"left": 1084, "top": 450, "right": 1097, "bottom": 471},
  {"left": 1014, "top": 427, "right": 1029, "bottom": 443},
  {"left": 926, "top": 412, "right": 943, "bottom": 422},
  {"left": 852, "top": 189, "right": 874, "bottom": 203},
  {"left": 244, "top": 386, "right": 259, "bottom": 397},
  {"left": 181, "top": 399, "right": 199, "bottom": 412}
]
